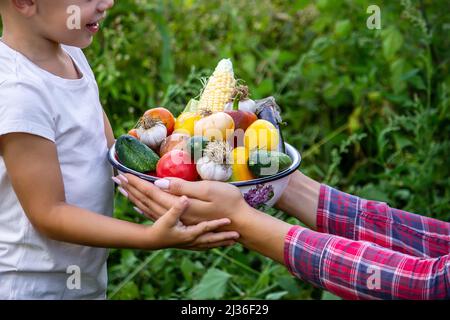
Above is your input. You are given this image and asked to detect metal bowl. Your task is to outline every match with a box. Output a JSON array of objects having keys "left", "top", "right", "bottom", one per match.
[{"left": 108, "top": 142, "right": 301, "bottom": 208}]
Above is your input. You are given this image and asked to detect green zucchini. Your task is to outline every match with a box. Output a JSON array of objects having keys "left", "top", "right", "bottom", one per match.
[
  {"left": 116, "top": 135, "right": 160, "bottom": 173},
  {"left": 248, "top": 150, "right": 292, "bottom": 178}
]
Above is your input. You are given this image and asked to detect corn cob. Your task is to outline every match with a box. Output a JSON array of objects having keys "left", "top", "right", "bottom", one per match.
[{"left": 198, "top": 59, "right": 236, "bottom": 113}]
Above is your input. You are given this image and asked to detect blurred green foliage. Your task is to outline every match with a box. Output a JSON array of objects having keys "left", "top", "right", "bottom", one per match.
[{"left": 2, "top": 0, "right": 449, "bottom": 300}]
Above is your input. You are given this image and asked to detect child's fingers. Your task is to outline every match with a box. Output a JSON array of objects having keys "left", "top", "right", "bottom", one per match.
[
  {"left": 160, "top": 196, "right": 190, "bottom": 227},
  {"left": 186, "top": 218, "right": 232, "bottom": 239},
  {"left": 192, "top": 231, "right": 240, "bottom": 246}
]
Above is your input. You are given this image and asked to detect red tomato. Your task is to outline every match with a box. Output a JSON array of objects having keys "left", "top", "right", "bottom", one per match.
[
  {"left": 156, "top": 150, "right": 198, "bottom": 181},
  {"left": 144, "top": 107, "right": 176, "bottom": 135}
]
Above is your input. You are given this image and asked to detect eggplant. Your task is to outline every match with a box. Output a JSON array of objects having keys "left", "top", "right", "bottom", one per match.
[{"left": 255, "top": 97, "right": 286, "bottom": 153}]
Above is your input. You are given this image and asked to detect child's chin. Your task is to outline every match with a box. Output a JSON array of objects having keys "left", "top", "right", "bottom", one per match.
[
  {"left": 62, "top": 36, "right": 94, "bottom": 49},
  {"left": 78, "top": 39, "right": 94, "bottom": 49}
]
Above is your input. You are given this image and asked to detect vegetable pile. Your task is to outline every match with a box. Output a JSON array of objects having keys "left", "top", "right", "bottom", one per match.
[{"left": 116, "top": 59, "right": 292, "bottom": 182}]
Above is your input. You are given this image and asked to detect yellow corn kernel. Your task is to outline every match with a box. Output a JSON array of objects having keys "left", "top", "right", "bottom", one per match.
[{"left": 198, "top": 59, "right": 236, "bottom": 112}]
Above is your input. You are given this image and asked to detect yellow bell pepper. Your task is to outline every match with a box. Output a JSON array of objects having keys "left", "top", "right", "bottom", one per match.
[
  {"left": 230, "top": 147, "right": 254, "bottom": 182},
  {"left": 244, "top": 119, "right": 279, "bottom": 152},
  {"left": 174, "top": 112, "right": 201, "bottom": 136}
]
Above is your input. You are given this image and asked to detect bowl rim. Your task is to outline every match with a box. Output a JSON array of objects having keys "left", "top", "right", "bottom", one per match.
[{"left": 108, "top": 142, "right": 301, "bottom": 187}]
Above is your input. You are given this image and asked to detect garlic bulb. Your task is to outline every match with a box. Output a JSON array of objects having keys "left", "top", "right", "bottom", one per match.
[
  {"left": 196, "top": 141, "right": 233, "bottom": 181},
  {"left": 136, "top": 117, "right": 167, "bottom": 150},
  {"left": 196, "top": 157, "right": 232, "bottom": 181}
]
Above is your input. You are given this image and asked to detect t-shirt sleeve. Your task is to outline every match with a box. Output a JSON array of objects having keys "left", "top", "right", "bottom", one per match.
[{"left": 0, "top": 80, "right": 56, "bottom": 142}]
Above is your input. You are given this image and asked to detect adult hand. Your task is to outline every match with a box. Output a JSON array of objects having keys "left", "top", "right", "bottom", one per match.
[
  {"left": 114, "top": 174, "right": 292, "bottom": 264},
  {"left": 114, "top": 174, "right": 249, "bottom": 227}
]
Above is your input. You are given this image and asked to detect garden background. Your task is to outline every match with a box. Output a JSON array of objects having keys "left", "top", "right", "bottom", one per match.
[{"left": 2, "top": 0, "right": 449, "bottom": 300}]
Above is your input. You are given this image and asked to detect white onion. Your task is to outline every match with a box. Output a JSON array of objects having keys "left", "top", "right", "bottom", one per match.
[{"left": 224, "top": 99, "right": 256, "bottom": 114}]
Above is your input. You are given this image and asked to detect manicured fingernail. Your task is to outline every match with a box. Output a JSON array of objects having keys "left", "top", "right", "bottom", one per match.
[
  {"left": 133, "top": 206, "right": 143, "bottom": 215},
  {"left": 118, "top": 187, "right": 128, "bottom": 198},
  {"left": 112, "top": 176, "right": 121, "bottom": 185},
  {"left": 155, "top": 179, "right": 170, "bottom": 190},
  {"left": 118, "top": 174, "right": 129, "bottom": 183}
]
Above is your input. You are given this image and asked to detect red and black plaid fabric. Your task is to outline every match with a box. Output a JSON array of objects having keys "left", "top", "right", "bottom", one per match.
[{"left": 284, "top": 185, "right": 450, "bottom": 300}]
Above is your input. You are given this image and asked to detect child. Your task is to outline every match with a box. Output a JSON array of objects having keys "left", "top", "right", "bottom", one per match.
[{"left": 0, "top": 0, "right": 239, "bottom": 299}]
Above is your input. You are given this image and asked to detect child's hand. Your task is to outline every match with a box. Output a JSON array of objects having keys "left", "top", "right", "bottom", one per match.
[{"left": 145, "top": 195, "right": 240, "bottom": 250}]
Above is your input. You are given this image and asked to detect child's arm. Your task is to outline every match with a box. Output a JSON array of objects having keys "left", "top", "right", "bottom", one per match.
[
  {"left": 0, "top": 133, "right": 239, "bottom": 250},
  {"left": 102, "top": 110, "right": 117, "bottom": 175},
  {"left": 102, "top": 110, "right": 115, "bottom": 149}
]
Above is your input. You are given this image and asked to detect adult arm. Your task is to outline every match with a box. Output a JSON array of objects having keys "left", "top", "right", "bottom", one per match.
[
  {"left": 118, "top": 175, "right": 450, "bottom": 299},
  {"left": 286, "top": 225, "right": 449, "bottom": 300},
  {"left": 277, "top": 171, "right": 450, "bottom": 258}
]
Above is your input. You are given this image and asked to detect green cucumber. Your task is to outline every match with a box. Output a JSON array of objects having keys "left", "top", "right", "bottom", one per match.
[
  {"left": 248, "top": 150, "right": 292, "bottom": 178},
  {"left": 116, "top": 135, "right": 160, "bottom": 173}
]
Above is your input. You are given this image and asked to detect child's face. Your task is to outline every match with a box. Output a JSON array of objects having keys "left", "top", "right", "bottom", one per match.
[{"left": 34, "top": 0, "right": 114, "bottom": 48}]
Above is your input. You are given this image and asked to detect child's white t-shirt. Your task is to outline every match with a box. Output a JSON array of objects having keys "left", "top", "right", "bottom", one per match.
[{"left": 0, "top": 40, "right": 114, "bottom": 299}]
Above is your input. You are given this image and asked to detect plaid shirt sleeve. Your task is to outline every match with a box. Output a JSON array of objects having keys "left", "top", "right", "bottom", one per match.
[
  {"left": 316, "top": 185, "right": 450, "bottom": 258},
  {"left": 284, "top": 185, "right": 450, "bottom": 300},
  {"left": 284, "top": 226, "right": 450, "bottom": 299}
]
